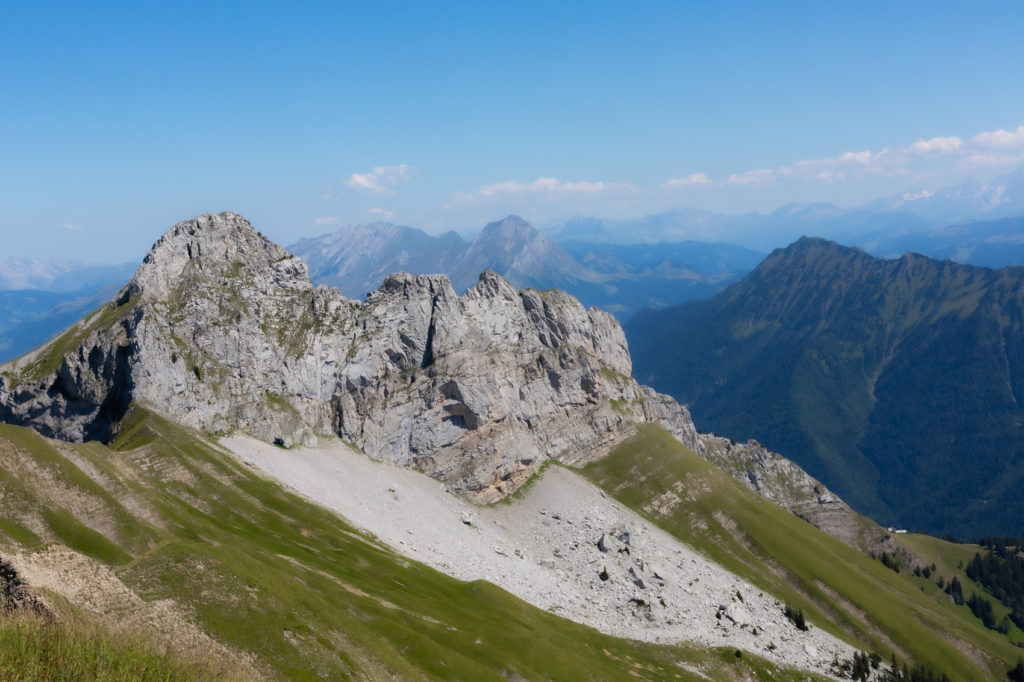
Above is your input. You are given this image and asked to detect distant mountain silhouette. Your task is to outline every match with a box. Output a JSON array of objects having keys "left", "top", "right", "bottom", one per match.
[{"left": 290, "top": 215, "right": 757, "bottom": 319}]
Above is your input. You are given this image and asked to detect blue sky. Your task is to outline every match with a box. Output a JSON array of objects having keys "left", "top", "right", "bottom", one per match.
[{"left": 3, "top": 1, "right": 1024, "bottom": 261}]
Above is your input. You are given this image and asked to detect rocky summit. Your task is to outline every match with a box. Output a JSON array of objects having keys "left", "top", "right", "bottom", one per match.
[{"left": 0, "top": 212, "right": 849, "bottom": 517}]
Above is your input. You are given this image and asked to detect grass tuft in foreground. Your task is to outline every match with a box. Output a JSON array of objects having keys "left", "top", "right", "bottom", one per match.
[{"left": 0, "top": 612, "right": 240, "bottom": 682}]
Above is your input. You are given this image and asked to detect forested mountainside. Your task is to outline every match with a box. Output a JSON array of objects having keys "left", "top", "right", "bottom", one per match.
[{"left": 628, "top": 237, "right": 1024, "bottom": 538}]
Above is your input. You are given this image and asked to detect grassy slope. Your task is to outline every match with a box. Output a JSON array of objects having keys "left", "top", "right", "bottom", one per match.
[
  {"left": 0, "top": 612, "right": 242, "bottom": 682},
  {"left": 0, "top": 408, "right": 831, "bottom": 682},
  {"left": 582, "top": 424, "right": 1022, "bottom": 681},
  {"left": 898, "top": 533, "right": 1024, "bottom": 636}
]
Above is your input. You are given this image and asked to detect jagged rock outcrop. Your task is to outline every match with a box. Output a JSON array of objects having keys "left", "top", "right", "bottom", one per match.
[
  {"left": 696, "top": 435, "right": 866, "bottom": 545},
  {"left": 0, "top": 213, "right": 677, "bottom": 501},
  {"left": 0, "top": 212, "right": 854, "bottom": 520},
  {"left": 0, "top": 555, "right": 47, "bottom": 616}
]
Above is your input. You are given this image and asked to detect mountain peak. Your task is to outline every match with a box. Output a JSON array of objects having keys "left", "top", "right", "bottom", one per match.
[
  {"left": 452, "top": 215, "right": 593, "bottom": 291},
  {"left": 479, "top": 215, "right": 537, "bottom": 239},
  {"left": 791, "top": 235, "right": 837, "bottom": 247},
  {"left": 347, "top": 221, "right": 402, "bottom": 236},
  {"left": 120, "top": 211, "right": 303, "bottom": 304},
  {"left": 629, "top": 234, "right": 1024, "bottom": 536},
  {"left": 782, "top": 236, "right": 865, "bottom": 258},
  {"left": 157, "top": 211, "right": 255, "bottom": 243}
]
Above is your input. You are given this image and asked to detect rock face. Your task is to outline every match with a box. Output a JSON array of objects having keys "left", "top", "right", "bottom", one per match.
[
  {"left": 0, "top": 212, "right": 853, "bottom": 519},
  {"left": 696, "top": 435, "right": 867, "bottom": 545},
  {"left": 0, "top": 213, "right": 669, "bottom": 501},
  {"left": 0, "top": 555, "right": 47, "bottom": 616}
]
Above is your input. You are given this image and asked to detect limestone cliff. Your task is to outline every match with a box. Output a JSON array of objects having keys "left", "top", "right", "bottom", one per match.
[{"left": 0, "top": 212, "right": 855, "bottom": 522}]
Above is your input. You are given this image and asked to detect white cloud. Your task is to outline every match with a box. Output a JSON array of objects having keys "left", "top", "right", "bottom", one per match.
[
  {"left": 839, "top": 150, "right": 873, "bottom": 165},
  {"left": 971, "top": 126, "right": 1024, "bottom": 149},
  {"left": 478, "top": 180, "right": 529, "bottom": 196},
  {"left": 777, "top": 151, "right": 871, "bottom": 181},
  {"left": 727, "top": 169, "right": 774, "bottom": 185},
  {"left": 345, "top": 164, "right": 417, "bottom": 195},
  {"left": 63, "top": 223, "right": 84, "bottom": 231},
  {"left": 478, "top": 177, "right": 615, "bottom": 197},
  {"left": 900, "top": 189, "right": 934, "bottom": 202},
  {"left": 444, "top": 176, "right": 629, "bottom": 209},
  {"left": 909, "top": 136, "right": 962, "bottom": 156},
  {"left": 662, "top": 173, "right": 711, "bottom": 188},
  {"left": 314, "top": 216, "right": 338, "bottom": 225},
  {"left": 368, "top": 208, "right": 394, "bottom": 219},
  {"left": 723, "top": 124, "right": 1019, "bottom": 191},
  {"left": 960, "top": 151, "right": 1024, "bottom": 168},
  {"left": 440, "top": 123, "right": 1024, "bottom": 212},
  {"left": 560, "top": 180, "right": 614, "bottom": 193},
  {"left": 442, "top": 191, "right": 474, "bottom": 209},
  {"left": 817, "top": 170, "right": 846, "bottom": 182}
]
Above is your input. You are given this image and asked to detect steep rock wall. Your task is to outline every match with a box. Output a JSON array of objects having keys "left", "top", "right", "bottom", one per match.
[{"left": 0, "top": 212, "right": 854, "bottom": 521}]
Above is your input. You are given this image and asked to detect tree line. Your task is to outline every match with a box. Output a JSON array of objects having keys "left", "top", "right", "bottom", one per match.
[{"left": 966, "top": 538, "right": 1024, "bottom": 630}]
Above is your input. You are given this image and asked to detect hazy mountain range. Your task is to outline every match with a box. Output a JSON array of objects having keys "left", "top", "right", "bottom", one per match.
[
  {"left": 0, "top": 283, "right": 123, "bottom": 361},
  {"left": 545, "top": 166, "right": 1024, "bottom": 265},
  {"left": 290, "top": 215, "right": 596, "bottom": 296},
  {"left": 627, "top": 237, "right": 1024, "bottom": 538},
  {"left": 0, "top": 258, "right": 135, "bottom": 292},
  {"left": 289, "top": 214, "right": 759, "bottom": 318},
  {"left": 0, "top": 260, "right": 136, "bottom": 364},
  {"left": 5, "top": 165, "right": 1024, "bottom": 366}
]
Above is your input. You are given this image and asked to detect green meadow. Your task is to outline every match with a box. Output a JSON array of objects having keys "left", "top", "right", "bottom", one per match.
[{"left": 0, "top": 408, "right": 834, "bottom": 681}]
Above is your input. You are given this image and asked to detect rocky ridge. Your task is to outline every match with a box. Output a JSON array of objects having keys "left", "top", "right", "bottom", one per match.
[{"left": 0, "top": 212, "right": 853, "bottom": 521}]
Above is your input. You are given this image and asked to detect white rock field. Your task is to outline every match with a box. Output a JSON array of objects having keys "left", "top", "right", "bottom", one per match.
[{"left": 222, "top": 433, "right": 854, "bottom": 677}]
